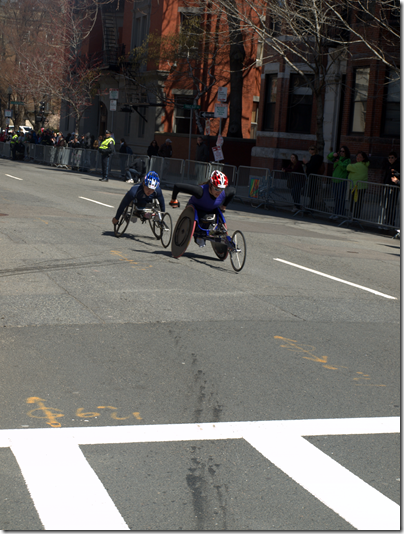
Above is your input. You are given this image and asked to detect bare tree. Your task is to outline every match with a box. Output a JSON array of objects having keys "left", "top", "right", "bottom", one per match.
[
  {"left": 0, "top": 0, "right": 114, "bottom": 131},
  {"left": 201, "top": 0, "right": 400, "bottom": 154}
]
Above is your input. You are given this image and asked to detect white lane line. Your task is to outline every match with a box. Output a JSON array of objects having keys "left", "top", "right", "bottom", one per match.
[
  {"left": 79, "top": 196, "right": 114, "bottom": 208},
  {"left": 10, "top": 436, "right": 129, "bottom": 531},
  {"left": 5, "top": 174, "right": 23, "bottom": 181},
  {"left": 274, "top": 258, "right": 397, "bottom": 300},
  {"left": 245, "top": 431, "right": 400, "bottom": 531},
  {"left": 0, "top": 417, "right": 399, "bottom": 531}
]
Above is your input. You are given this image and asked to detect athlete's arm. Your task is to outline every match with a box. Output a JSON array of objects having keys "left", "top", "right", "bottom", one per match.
[{"left": 171, "top": 183, "right": 203, "bottom": 201}]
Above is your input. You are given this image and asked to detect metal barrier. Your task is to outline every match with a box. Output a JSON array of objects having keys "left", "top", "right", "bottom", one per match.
[
  {"left": 347, "top": 180, "right": 400, "bottom": 229},
  {"left": 0, "top": 141, "right": 399, "bottom": 230},
  {"left": 183, "top": 160, "right": 210, "bottom": 184},
  {"left": 235, "top": 166, "right": 271, "bottom": 206},
  {"left": 271, "top": 170, "right": 307, "bottom": 209}
]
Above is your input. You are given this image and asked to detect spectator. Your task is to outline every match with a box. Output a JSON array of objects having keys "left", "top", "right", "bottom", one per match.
[
  {"left": 57, "top": 134, "right": 67, "bottom": 147},
  {"left": 327, "top": 145, "right": 351, "bottom": 219},
  {"left": 382, "top": 151, "right": 400, "bottom": 227},
  {"left": 119, "top": 138, "right": 129, "bottom": 180},
  {"left": 68, "top": 133, "right": 81, "bottom": 148},
  {"left": 282, "top": 154, "right": 305, "bottom": 213},
  {"left": 303, "top": 145, "right": 324, "bottom": 210},
  {"left": 347, "top": 151, "right": 369, "bottom": 219},
  {"left": 147, "top": 139, "right": 159, "bottom": 157},
  {"left": 158, "top": 138, "right": 172, "bottom": 158},
  {"left": 93, "top": 135, "right": 102, "bottom": 150},
  {"left": 98, "top": 130, "right": 115, "bottom": 182},
  {"left": 195, "top": 136, "right": 210, "bottom": 162},
  {"left": 125, "top": 157, "right": 147, "bottom": 184}
]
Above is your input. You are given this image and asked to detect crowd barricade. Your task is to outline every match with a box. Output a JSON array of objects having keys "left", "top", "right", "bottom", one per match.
[
  {"left": 160, "top": 157, "right": 185, "bottom": 185},
  {"left": 0, "top": 142, "right": 11, "bottom": 158},
  {"left": 183, "top": 160, "right": 210, "bottom": 184},
  {"left": 235, "top": 166, "right": 271, "bottom": 206},
  {"left": 208, "top": 162, "right": 237, "bottom": 186},
  {"left": 128, "top": 155, "right": 150, "bottom": 175},
  {"left": 0, "top": 140, "right": 399, "bottom": 230},
  {"left": 271, "top": 170, "right": 306, "bottom": 208},
  {"left": 149, "top": 156, "right": 164, "bottom": 178},
  {"left": 347, "top": 180, "right": 400, "bottom": 229}
]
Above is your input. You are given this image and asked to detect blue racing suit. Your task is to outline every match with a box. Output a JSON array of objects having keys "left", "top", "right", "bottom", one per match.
[{"left": 115, "top": 184, "right": 165, "bottom": 220}]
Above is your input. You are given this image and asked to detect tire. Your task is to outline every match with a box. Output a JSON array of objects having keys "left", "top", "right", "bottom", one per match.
[
  {"left": 114, "top": 203, "right": 132, "bottom": 237},
  {"left": 211, "top": 241, "right": 229, "bottom": 261},
  {"left": 160, "top": 212, "right": 173, "bottom": 248},
  {"left": 172, "top": 205, "right": 196, "bottom": 258},
  {"left": 229, "top": 230, "right": 247, "bottom": 272},
  {"left": 149, "top": 200, "right": 162, "bottom": 240}
]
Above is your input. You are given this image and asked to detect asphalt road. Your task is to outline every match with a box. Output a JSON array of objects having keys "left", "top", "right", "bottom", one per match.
[{"left": 0, "top": 159, "right": 400, "bottom": 531}]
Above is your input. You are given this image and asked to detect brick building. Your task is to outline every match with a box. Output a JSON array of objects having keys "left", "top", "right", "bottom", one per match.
[
  {"left": 61, "top": 0, "right": 262, "bottom": 160},
  {"left": 251, "top": 4, "right": 400, "bottom": 181}
]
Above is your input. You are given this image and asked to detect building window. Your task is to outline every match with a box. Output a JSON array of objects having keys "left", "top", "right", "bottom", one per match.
[
  {"left": 174, "top": 95, "right": 194, "bottom": 133},
  {"left": 286, "top": 74, "right": 313, "bottom": 134},
  {"left": 137, "top": 107, "right": 146, "bottom": 138},
  {"left": 351, "top": 67, "right": 370, "bottom": 133},
  {"left": 262, "top": 74, "right": 277, "bottom": 131},
  {"left": 382, "top": 72, "right": 400, "bottom": 137},
  {"left": 132, "top": 15, "right": 148, "bottom": 49}
]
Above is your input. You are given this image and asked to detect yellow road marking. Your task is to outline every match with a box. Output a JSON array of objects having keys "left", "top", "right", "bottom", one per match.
[{"left": 26, "top": 397, "right": 64, "bottom": 428}]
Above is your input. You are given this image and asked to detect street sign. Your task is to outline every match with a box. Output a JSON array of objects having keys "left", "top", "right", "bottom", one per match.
[
  {"left": 217, "top": 87, "right": 227, "bottom": 102},
  {"left": 109, "top": 89, "right": 119, "bottom": 100},
  {"left": 110, "top": 100, "right": 117, "bottom": 111},
  {"left": 214, "top": 103, "right": 228, "bottom": 118},
  {"left": 184, "top": 104, "right": 201, "bottom": 110},
  {"left": 212, "top": 145, "right": 224, "bottom": 162},
  {"left": 216, "top": 135, "right": 224, "bottom": 147},
  {"left": 5, "top": 110, "right": 12, "bottom": 118},
  {"left": 200, "top": 111, "right": 215, "bottom": 119},
  {"left": 10, "top": 101, "right": 25, "bottom": 105},
  {"left": 205, "top": 120, "right": 211, "bottom": 136}
]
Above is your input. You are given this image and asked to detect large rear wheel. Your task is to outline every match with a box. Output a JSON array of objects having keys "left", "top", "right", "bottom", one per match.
[
  {"left": 114, "top": 203, "right": 132, "bottom": 237},
  {"left": 171, "top": 205, "right": 196, "bottom": 258},
  {"left": 160, "top": 213, "right": 173, "bottom": 248},
  {"left": 229, "top": 230, "right": 246, "bottom": 272}
]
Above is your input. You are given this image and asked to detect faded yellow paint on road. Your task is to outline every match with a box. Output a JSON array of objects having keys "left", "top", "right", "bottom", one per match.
[
  {"left": 274, "top": 336, "right": 386, "bottom": 387},
  {"left": 26, "top": 397, "right": 64, "bottom": 428}
]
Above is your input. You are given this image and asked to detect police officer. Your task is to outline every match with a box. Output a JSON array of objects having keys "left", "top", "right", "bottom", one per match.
[
  {"left": 10, "top": 131, "right": 20, "bottom": 160},
  {"left": 98, "top": 130, "right": 115, "bottom": 182}
]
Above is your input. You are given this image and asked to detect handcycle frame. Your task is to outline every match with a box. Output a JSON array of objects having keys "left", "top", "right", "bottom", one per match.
[
  {"left": 172, "top": 204, "right": 246, "bottom": 272},
  {"left": 114, "top": 200, "right": 172, "bottom": 248}
]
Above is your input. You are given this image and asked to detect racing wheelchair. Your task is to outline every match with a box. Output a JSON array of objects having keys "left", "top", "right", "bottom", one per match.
[
  {"left": 113, "top": 199, "right": 172, "bottom": 248},
  {"left": 171, "top": 203, "right": 246, "bottom": 272}
]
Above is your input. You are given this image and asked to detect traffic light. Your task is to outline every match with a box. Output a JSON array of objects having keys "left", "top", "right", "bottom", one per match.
[{"left": 39, "top": 101, "right": 45, "bottom": 113}]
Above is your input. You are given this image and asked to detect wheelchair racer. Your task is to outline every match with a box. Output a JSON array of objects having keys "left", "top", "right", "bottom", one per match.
[
  {"left": 169, "top": 170, "right": 235, "bottom": 247},
  {"left": 112, "top": 171, "right": 165, "bottom": 226}
]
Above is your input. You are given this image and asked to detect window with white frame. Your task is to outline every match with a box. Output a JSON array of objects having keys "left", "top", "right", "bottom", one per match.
[{"left": 351, "top": 67, "right": 370, "bottom": 133}]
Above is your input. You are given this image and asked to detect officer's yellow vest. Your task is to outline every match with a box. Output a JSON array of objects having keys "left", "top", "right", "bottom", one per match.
[
  {"left": 11, "top": 134, "right": 19, "bottom": 145},
  {"left": 99, "top": 137, "right": 115, "bottom": 152}
]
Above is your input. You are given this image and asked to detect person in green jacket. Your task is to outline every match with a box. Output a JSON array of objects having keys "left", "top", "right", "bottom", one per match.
[
  {"left": 347, "top": 151, "right": 370, "bottom": 219},
  {"left": 327, "top": 145, "right": 351, "bottom": 219}
]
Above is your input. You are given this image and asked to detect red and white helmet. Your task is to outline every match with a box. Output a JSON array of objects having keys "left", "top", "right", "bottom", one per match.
[{"left": 210, "top": 170, "right": 228, "bottom": 189}]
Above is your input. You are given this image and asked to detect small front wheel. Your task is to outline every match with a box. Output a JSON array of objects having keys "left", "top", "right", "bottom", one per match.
[
  {"left": 149, "top": 200, "right": 162, "bottom": 240},
  {"left": 114, "top": 204, "right": 132, "bottom": 237},
  {"left": 229, "top": 230, "right": 247, "bottom": 272},
  {"left": 160, "top": 212, "right": 173, "bottom": 248}
]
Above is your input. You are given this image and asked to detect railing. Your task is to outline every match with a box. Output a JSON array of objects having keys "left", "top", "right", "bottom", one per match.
[{"left": 0, "top": 142, "right": 399, "bottom": 230}]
